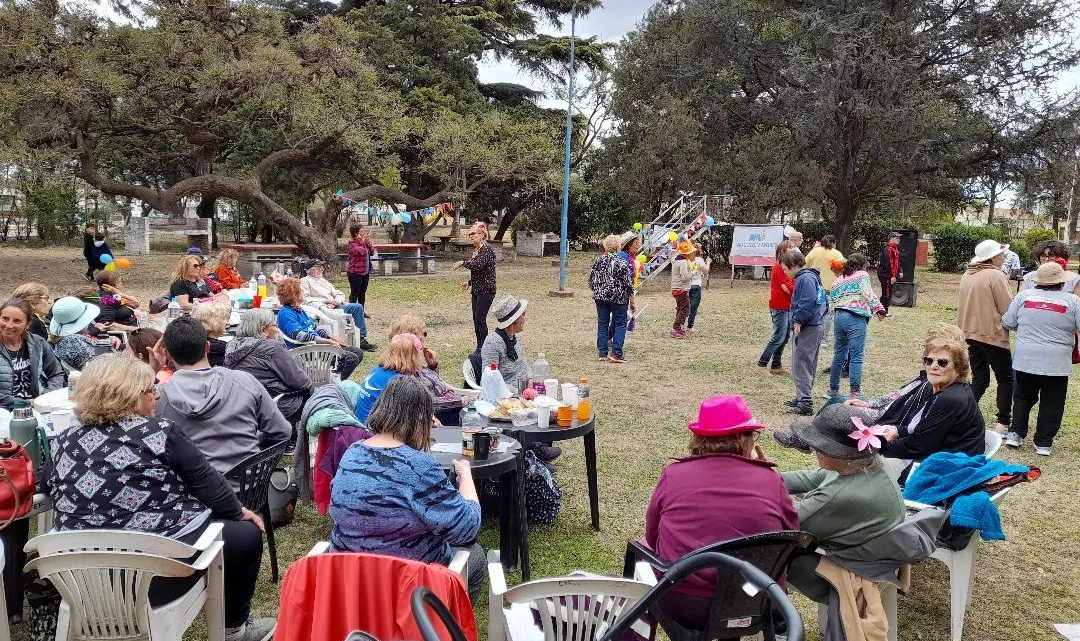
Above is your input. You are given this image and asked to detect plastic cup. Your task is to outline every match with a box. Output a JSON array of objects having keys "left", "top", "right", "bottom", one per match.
[
  {"left": 561, "top": 383, "right": 578, "bottom": 408},
  {"left": 537, "top": 406, "right": 551, "bottom": 428},
  {"left": 51, "top": 410, "right": 73, "bottom": 432},
  {"left": 544, "top": 379, "right": 559, "bottom": 399},
  {"left": 557, "top": 405, "right": 574, "bottom": 427},
  {"left": 473, "top": 432, "right": 492, "bottom": 461}
]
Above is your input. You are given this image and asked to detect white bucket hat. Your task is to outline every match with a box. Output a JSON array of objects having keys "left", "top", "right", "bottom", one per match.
[
  {"left": 490, "top": 294, "right": 528, "bottom": 329},
  {"left": 49, "top": 297, "right": 100, "bottom": 337},
  {"left": 970, "top": 239, "right": 1008, "bottom": 264}
]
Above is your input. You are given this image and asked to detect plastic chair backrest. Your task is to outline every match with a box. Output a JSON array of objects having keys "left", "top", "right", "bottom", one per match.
[
  {"left": 225, "top": 440, "right": 289, "bottom": 512},
  {"left": 25, "top": 549, "right": 198, "bottom": 640},
  {"left": 983, "top": 430, "right": 1002, "bottom": 458},
  {"left": 290, "top": 344, "right": 343, "bottom": 385},
  {"left": 502, "top": 576, "right": 652, "bottom": 641},
  {"left": 461, "top": 360, "right": 480, "bottom": 390}
]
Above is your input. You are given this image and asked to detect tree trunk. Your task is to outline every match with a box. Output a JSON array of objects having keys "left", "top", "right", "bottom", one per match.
[
  {"left": 832, "top": 196, "right": 858, "bottom": 254},
  {"left": 196, "top": 195, "right": 218, "bottom": 249},
  {"left": 260, "top": 224, "right": 274, "bottom": 243},
  {"left": 495, "top": 202, "right": 524, "bottom": 241}
]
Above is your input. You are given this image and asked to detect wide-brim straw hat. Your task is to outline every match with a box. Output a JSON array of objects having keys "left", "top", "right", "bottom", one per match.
[
  {"left": 619, "top": 231, "right": 638, "bottom": 249},
  {"left": 49, "top": 297, "right": 100, "bottom": 338},
  {"left": 491, "top": 294, "right": 528, "bottom": 329}
]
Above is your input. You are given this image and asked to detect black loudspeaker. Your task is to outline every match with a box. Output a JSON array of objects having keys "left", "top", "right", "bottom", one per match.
[
  {"left": 891, "top": 281, "right": 917, "bottom": 308},
  {"left": 894, "top": 229, "right": 918, "bottom": 284}
]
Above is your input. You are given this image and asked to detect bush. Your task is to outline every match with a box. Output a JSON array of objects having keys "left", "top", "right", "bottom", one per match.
[{"left": 931, "top": 223, "right": 1006, "bottom": 272}]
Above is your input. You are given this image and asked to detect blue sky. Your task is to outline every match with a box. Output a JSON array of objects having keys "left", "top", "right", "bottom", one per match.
[{"left": 477, "top": 0, "right": 656, "bottom": 107}]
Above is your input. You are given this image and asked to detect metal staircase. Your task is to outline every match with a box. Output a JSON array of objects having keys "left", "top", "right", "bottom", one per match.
[{"left": 636, "top": 194, "right": 736, "bottom": 285}]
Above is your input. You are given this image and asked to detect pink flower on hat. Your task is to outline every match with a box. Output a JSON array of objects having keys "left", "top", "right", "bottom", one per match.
[{"left": 847, "top": 417, "right": 888, "bottom": 452}]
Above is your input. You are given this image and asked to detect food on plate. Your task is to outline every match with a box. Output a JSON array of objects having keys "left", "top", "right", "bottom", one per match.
[{"left": 489, "top": 397, "right": 535, "bottom": 420}]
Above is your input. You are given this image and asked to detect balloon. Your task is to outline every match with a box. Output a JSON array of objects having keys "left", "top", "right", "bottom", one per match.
[
  {"left": 401, "top": 212, "right": 413, "bottom": 224},
  {"left": 633, "top": 222, "right": 643, "bottom": 232},
  {"left": 666, "top": 231, "right": 678, "bottom": 242},
  {"left": 636, "top": 254, "right": 647, "bottom": 264},
  {"left": 103, "top": 262, "right": 117, "bottom": 272},
  {"left": 99, "top": 254, "right": 113, "bottom": 265},
  {"left": 705, "top": 216, "right": 715, "bottom": 227},
  {"left": 115, "top": 257, "right": 131, "bottom": 269}
]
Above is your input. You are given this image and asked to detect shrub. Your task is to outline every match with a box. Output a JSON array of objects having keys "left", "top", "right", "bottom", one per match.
[{"left": 931, "top": 223, "right": 1006, "bottom": 272}]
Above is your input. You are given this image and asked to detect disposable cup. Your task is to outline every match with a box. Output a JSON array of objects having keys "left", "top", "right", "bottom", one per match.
[
  {"left": 51, "top": 410, "right": 73, "bottom": 432},
  {"left": 537, "top": 406, "right": 551, "bottom": 428},
  {"left": 561, "top": 383, "right": 578, "bottom": 408},
  {"left": 544, "top": 379, "right": 559, "bottom": 399}
]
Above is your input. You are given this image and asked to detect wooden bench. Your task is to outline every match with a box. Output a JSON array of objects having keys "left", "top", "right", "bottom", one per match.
[{"left": 221, "top": 242, "right": 303, "bottom": 278}]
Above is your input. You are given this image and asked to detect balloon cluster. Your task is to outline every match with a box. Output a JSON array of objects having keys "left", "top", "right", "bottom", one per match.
[{"left": 99, "top": 254, "right": 131, "bottom": 272}]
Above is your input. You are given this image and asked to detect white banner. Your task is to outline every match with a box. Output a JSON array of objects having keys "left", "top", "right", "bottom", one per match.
[{"left": 730, "top": 225, "right": 785, "bottom": 267}]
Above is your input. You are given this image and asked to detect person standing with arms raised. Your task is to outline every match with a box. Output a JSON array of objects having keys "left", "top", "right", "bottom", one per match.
[{"left": 456, "top": 222, "right": 497, "bottom": 350}]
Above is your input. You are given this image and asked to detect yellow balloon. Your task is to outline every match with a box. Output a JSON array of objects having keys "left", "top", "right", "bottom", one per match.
[
  {"left": 636, "top": 254, "right": 647, "bottom": 264},
  {"left": 104, "top": 262, "right": 117, "bottom": 271}
]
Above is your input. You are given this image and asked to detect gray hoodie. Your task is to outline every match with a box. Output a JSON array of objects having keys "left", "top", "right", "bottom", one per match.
[
  {"left": 224, "top": 336, "right": 312, "bottom": 421},
  {"left": 157, "top": 367, "right": 291, "bottom": 475}
]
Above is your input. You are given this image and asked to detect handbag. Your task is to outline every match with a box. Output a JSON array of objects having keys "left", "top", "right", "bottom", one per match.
[
  {"left": 0, "top": 439, "right": 36, "bottom": 530},
  {"left": 523, "top": 450, "right": 562, "bottom": 524},
  {"left": 268, "top": 467, "right": 299, "bottom": 526}
]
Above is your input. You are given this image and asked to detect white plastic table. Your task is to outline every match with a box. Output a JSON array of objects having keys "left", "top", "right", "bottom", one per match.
[{"left": 32, "top": 388, "right": 74, "bottom": 414}]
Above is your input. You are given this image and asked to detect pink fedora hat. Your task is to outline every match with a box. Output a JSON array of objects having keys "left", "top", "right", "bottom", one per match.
[{"left": 688, "top": 395, "right": 767, "bottom": 437}]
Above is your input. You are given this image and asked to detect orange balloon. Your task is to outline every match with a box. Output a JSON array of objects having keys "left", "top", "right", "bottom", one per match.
[{"left": 115, "top": 257, "right": 131, "bottom": 269}]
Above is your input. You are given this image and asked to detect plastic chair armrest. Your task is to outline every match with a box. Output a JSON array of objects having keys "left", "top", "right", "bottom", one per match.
[
  {"left": 487, "top": 549, "right": 508, "bottom": 597},
  {"left": 308, "top": 541, "right": 331, "bottom": 556},
  {"left": 632, "top": 561, "right": 658, "bottom": 586},
  {"left": 626, "top": 539, "right": 668, "bottom": 570},
  {"left": 187, "top": 541, "right": 226, "bottom": 571},
  {"left": 449, "top": 549, "right": 469, "bottom": 579},
  {"left": 191, "top": 523, "right": 225, "bottom": 552}
]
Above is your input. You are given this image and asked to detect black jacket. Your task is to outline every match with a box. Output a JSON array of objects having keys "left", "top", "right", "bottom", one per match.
[{"left": 878, "top": 379, "right": 985, "bottom": 461}]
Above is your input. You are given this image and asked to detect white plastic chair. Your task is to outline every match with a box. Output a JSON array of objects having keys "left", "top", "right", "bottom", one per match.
[
  {"left": 487, "top": 549, "right": 654, "bottom": 641},
  {"left": 23, "top": 525, "right": 226, "bottom": 641},
  {"left": 905, "top": 487, "right": 1013, "bottom": 641},
  {"left": 307, "top": 542, "right": 469, "bottom": 581},
  {"left": 983, "top": 430, "right": 1002, "bottom": 459},
  {"left": 290, "top": 344, "right": 344, "bottom": 385},
  {"left": 462, "top": 360, "right": 480, "bottom": 390}
]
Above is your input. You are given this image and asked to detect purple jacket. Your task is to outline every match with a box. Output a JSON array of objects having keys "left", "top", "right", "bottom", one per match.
[{"left": 645, "top": 453, "right": 799, "bottom": 597}]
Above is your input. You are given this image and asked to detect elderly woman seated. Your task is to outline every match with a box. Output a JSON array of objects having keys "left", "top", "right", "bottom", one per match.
[
  {"left": 480, "top": 294, "right": 532, "bottom": 393},
  {"left": 329, "top": 376, "right": 484, "bottom": 600},
  {"left": 389, "top": 315, "right": 471, "bottom": 425},
  {"left": 49, "top": 354, "right": 274, "bottom": 641},
  {"left": 777, "top": 325, "right": 986, "bottom": 479},
  {"left": 191, "top": 300, "right": 231, "bottom": 367},
  {"left": 50, "top": 296, "right": 119, "bottom": 372},
  {"left": 276, "top": 277, "right": 364, "bottom": 380},
  {"left": 225, "top": 308, "right": 313, "bottom": 426},
  {"left": 353, "top": 333, "right": 426, "bottom": 424},
  {"left": 781, "top": 403, "right": 905, "bottom": 604},
  {"left": 640, "top": 395, "right": 798, "bottom": 628}
]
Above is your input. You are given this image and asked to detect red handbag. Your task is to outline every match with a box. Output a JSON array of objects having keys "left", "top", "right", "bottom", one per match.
[{"left": 0, "top": 439, "right": 36, "bottom": 529}]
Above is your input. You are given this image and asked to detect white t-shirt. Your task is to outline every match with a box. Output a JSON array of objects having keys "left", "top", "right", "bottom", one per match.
[{"left": 689, "top": 257, "right": 707, "bottom": 287}]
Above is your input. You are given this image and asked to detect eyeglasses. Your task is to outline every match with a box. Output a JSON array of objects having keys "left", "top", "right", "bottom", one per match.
[{"left": 922, "top": 357, "right": 952, "bottom": 368}]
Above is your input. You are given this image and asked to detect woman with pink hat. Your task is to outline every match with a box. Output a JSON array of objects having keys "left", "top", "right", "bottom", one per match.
[{"left": 642, "top": 395, "right": 798, "bottom": 627}]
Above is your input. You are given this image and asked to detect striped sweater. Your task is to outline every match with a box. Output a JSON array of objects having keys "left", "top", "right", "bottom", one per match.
[{"left": 828, "top": 271, "right": 885, "bottom": 318}]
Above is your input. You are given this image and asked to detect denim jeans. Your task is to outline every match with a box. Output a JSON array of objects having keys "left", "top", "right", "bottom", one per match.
[
  {"left": 595, "top": 300, "right": 628, "bottom": 357},
  {"left": 341, "top": 302, "right": 368, "bottom": 336},
  {"left": 758, "top": 309, "right": 791, "bottom": 368},
  {"left": 830, "top": 310, "right": 869, "bottom": 395},
  {"left": 687, "top": 285, "right": 702, "bottom": 328}
]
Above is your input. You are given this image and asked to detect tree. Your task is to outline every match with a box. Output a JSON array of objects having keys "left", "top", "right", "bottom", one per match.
[
  {"left": 0, "top": 0, "right": 586, "bottom": 261},
  {"left": 601, "top": 0, "right": 1080, "bottom": 250}
]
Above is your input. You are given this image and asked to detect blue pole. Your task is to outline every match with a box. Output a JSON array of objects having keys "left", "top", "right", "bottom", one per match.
[{"left": 558, "top": 3, "right": 577, "bottom": 291}]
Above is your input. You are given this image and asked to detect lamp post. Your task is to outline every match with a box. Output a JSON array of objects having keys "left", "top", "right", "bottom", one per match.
[{"left": 551, "top": 0, "right": 577, "bottom": 298}]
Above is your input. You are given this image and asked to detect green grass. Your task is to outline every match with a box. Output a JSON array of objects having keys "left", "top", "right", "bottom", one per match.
[{"left": 2, "top": 246, "right": 1077, "bottom": 641}]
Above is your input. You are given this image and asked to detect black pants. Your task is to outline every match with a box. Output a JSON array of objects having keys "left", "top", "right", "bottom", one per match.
[
  {"left": 878, "top": 275, "right": 893, "bottom": 312},
  {"left": 336, "top": 346, "right": 365, "bottom": 380},
  {"left": 150, "top": 519, "right": 263, "bottom": 629},
  {"left": 84, "top": 253, "right": 96, "bottom": 279},
  {"left": 347, "top": 272, "right": 370, "bottom": 306},
  {"left": 471, "top": 291, "right": 495, "bottom": 350},
  {"left": 1, "top": 518, "right": 29, "bottom": 618},
  {"left": 967, "top": 340, "right": 1014, "bottom": 426},
  {"left": 1012, "top": 370, "right": 1069, "bottom": 447}
]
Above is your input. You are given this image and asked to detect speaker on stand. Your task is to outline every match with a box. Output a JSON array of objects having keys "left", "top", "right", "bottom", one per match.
[{"left": 890, "top": 229, "right": 918, "bottom": 308}]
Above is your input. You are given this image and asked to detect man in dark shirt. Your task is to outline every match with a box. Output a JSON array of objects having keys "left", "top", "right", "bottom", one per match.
[{"left": 457, "top": 222, "right": 497, "bottom": 349}]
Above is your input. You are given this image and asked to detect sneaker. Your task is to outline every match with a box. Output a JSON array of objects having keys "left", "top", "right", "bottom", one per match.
[
  {"left": 1034, "top": 445, "right": 1052, "bottom": 456},
  {"left": 1004, "top": 432, "right": 1022, "bottom": 448},
  {"left": 773, "top": 430, "right": 812, "bottom": 453},
  {"left": 769, "top": 367, "right": 787, "bottom": 375},
  {"left": 534, "top": 444, "right": 562, "bottom": 462},
  {"left": 225, "top": 618, "right": 276, "bottom": 641},
  {"left": 670, "top": 329, "right": 686, "bottom": 339},
  {"left": 885, "top": 312, "right": 893, "bottom": 318},
  {"left": 609, "top": 355, "right": 627, "bottom": 364},
  {"left": 784, "top": 399, "right": 799, "bottom": 407},
  {"left": 598, "top": 355, "right": 609, "bottom": 362},
  {"left": 786, "top": 404, "right": 813, "bottom": 416},
  {"left": 357, "top": 337, "right": 378, "bottom": 352}
]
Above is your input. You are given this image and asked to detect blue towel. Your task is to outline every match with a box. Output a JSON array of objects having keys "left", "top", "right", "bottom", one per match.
[{"left": 904, "top": 451, "right": 1027, "bottom": 541}]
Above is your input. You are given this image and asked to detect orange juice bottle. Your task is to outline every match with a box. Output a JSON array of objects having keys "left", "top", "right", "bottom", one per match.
[{"left": 576, "top": 377, "right": 591, "bottom": 421}]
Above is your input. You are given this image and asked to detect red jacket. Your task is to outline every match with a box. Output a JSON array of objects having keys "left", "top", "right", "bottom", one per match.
[
  {"left": 769, "top": 262, "right": 795, "bottom": 311},
  {"left": 275, "top": 552, "right": 477, "bottom": 641}
]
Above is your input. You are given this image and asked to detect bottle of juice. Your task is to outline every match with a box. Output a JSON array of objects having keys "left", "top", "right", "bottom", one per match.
[{"left": 576, "top": 377, "right": 591, "bottom": 422}]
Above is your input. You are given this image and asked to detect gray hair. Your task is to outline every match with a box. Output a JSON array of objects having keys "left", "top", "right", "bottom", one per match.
[
  {"left": 366, "top": 376, "right": 435, "bottom": 451},
  {"left": 235, "top": 308, "right": 277, "bottom": 338}
]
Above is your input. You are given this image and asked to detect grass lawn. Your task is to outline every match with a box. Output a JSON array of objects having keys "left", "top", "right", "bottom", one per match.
[{"left": 1, "top": 244, "right": 1077, "bottom": 641}]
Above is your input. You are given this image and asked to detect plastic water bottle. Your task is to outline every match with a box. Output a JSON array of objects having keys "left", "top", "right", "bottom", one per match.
[
  {"left": 248, "top": 276, "right": 257, "bottom": 292},
  {"left": 166, "top": 297, "right": 180, "bottom": 320},
  {"left": 533, "top": 353, "right": 550, "bottom": 382},
  {"left": 10, "top": 400, "right": 41, "bottom": 472},
  {"left": 460, "top": 404, "right": 483, "bottom": 430},
  {"left": 480, "top": 363, "right": 506, "bottom": 404},
  {"left": 257, "top": 273, "right": 268, "bottom": 298}
]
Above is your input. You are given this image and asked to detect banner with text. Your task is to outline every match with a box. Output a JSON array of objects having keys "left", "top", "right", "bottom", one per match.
[{"left": 730, "top": 225, "right": 785, "bottom": 266}]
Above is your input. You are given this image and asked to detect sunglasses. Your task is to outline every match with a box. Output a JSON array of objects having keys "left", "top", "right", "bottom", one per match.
[{"left": 922, "top": 357, "right": 952, "bottom": 368}]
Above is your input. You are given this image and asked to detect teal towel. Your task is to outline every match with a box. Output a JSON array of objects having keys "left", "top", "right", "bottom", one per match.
[
  {"left": 950, "top": 492, "right": 1005, "bottom": 540},
  {"left": 306, "top": 407, "right": 361, "bottom": 436}
]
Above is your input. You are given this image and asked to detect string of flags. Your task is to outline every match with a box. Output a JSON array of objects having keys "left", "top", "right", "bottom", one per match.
[{"left": 334, "top": 189, "right": 454, "bottom": 227}]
